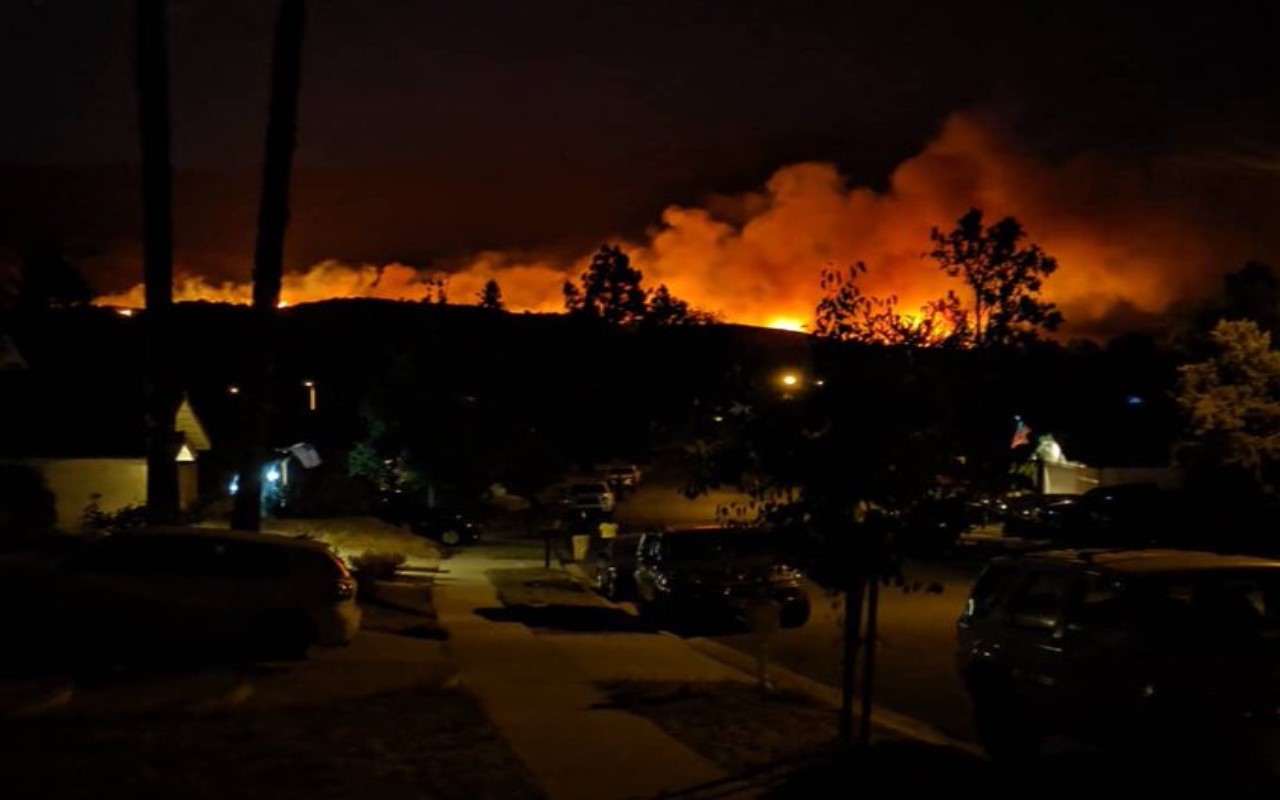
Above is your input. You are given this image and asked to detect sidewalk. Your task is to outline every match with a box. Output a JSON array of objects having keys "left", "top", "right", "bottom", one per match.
[{"left": 433, "top": 545, "right": 755, "bottom": 800}]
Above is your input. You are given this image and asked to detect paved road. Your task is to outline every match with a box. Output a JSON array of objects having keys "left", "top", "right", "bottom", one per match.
[
  {"left": 614, "top": 479, "right": 984, "bottom": 741},
  {"left": 708, "top": 562, "right": 979, "bottom": 741}
]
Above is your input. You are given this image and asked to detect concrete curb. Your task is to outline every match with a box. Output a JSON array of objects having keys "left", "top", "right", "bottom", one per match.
[
  {"left": 559, "top": 558, "right": 983, "bottom": 758},
  {"left": 685, "top": 637, "right": 984, "bottom": 758}
]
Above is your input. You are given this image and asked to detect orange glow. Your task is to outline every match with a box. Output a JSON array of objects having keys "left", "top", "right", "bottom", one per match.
[
  {"left": 93, "top": 111, "right": 1258, "bottom": 335},
  {"left": 766, "top": 317, "right": 807, "bottom": 333}
]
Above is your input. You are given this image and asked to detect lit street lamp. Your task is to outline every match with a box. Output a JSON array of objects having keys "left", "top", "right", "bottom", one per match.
[{"left": 302, "top": 379, "right": 317, "bottom": 411}]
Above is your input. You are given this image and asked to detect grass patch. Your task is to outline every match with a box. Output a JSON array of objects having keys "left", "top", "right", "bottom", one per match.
[
  {"left": 0, "top": 687, "right": 541, "bottom": 800},
  {"left": 600, "top": 680, "right": 839, "bottom": 773}
]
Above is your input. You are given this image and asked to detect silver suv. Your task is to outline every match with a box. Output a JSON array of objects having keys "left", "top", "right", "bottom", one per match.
[{"left": 957, "top": 549, "right": 1280, "bottom": 782}]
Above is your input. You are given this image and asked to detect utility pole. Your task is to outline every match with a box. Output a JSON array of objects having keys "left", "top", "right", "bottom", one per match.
[
  {"left": 137, "top": 0, "right": 180, "bottom": 524},
  {"left": 231, "top": 0, "right": 307, "bottom": 531}
]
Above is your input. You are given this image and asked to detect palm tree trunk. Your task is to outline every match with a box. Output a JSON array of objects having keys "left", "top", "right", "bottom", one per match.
[
  {"left": 137, "top": 0, "right": 180, "bottom": 524},
  {"left": 230, "top": 0, "right": 307, "bottom": 531}
]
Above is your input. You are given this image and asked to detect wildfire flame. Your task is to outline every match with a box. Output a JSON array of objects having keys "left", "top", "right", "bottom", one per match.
[{"left": 94, "top": 111, "right": 1275, "bottom": 336}]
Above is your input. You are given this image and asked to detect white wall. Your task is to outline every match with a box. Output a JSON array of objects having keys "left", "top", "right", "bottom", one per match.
[{"left": 24, "top": 458, "right": 147, "bottom": 531}]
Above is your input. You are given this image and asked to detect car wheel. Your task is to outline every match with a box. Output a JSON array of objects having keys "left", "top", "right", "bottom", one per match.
[
  {"left": 972, "top": 686, "right": 1043, "bottom": 761},
  {"left": 440, "top": 529, "right": 462, "bottom": 546}
]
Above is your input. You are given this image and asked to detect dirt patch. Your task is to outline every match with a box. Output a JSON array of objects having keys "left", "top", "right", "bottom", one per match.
[
  {"left": 486, "top": 567, "right": 603, "bottom": 608},
  {"left": 599, "top": 680, "right": 839, "bottom": 773},
  {"left": 1, "top": 687, "right": 542, "bottom": 800}
]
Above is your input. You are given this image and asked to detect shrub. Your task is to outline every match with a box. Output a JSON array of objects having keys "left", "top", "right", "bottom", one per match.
[
  {"left": 81, "top": 497, "right": 149, "bottom": 533},
  {"left": 350, "top": 550, "right": 407, "bottom": 582}
]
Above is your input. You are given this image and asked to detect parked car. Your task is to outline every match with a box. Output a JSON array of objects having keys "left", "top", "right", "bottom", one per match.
[
  {"left": 957, "top": 548, "right": 1280, "bottom": 785},
  {"left": 23, "top": 527, "right": 360, "bottom": 662},
  {"left": 633, "top": 527, "right": 810, "bottom": 629},
  {"left": 604, "top": 465, "right": 642, "bottom": 490},
  {"left": 409, "top": 507, "right": 481, "bottom": 546},
  {"left": 564, "top": 481, "right": 616, "bottom": 513},
  {"left": 585, "top": 533, "right": 643, "bottom": 600}
]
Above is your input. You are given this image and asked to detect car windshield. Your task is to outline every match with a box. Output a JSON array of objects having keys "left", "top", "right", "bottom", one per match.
[
  {"left": 570, "top": 484, "right": 605, "bottom": 493},
  {"left": 1132, "top": 569, "right": 1280, "bottom": 646}
]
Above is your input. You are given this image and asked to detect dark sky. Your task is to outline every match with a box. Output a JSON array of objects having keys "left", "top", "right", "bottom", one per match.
[{"left": 2, "top": 0, "right": 1277, "bottom": 286}]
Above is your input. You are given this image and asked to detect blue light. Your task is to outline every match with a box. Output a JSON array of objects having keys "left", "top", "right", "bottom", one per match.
[
  {"left": 266, "top": 467, "right": 281, "bottom": 483},
  {"left": 229, "top": 474, "right": 240, "bottom": 495},
  {"left": 1125, "top": 395, "right": 1144, "bottom": 407}
]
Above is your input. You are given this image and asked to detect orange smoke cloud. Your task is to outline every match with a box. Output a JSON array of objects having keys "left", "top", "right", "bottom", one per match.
[{"left": 97, "top": 111, "right": 1274, "bottom": 335}]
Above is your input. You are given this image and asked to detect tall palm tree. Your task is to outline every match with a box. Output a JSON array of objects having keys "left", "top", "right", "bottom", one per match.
[
  {"left": 231, "top": 0, "right": 307, "bottom": 531},
  {"left": 137, "top": 0, "right": 179, "bottom": 523}
]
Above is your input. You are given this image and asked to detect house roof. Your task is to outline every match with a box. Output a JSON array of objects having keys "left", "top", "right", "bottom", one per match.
[{"left": 0, "top": 372, "right": 210, "bottom": 458}]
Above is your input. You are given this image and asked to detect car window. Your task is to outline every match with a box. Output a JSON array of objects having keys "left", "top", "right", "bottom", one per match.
[
  {"left": 1067, "top": 572, "right": 1129, "bottom": 634},
  {"left": 91, "top": 536, "right": 219, "bottom": 576},
  {"left": 215, "top": 540, "right": 291, "bottom": 578},
  {"left": 290, "top": 548, "right": 347, "bottom": 582},
  {"left": 967, "top": 562, "right": 1018, "bottom": 620},
  {"left": 1005, "top": 570, "right": 1070, "bottom": 631},
  {"left": 1132, "top": 570, "right": 1280, "bottom": 647}
]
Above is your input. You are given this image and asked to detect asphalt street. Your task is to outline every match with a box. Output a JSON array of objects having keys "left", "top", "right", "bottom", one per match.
[{"left": 613, "top": 481, "right": 983, "bottom": 742}]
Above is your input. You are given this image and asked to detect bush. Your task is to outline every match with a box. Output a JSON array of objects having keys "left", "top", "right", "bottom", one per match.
[
  {"left": 350, "top": 550, "right": 407, "bottom": 582},
  {"left": 81, "top": 497, "right": 149, "bottom": 533},
  {"left": 0, "top": 463, "right": 57, "bottom": 540}
]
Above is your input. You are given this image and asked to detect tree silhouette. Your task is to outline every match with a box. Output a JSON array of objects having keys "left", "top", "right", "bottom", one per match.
[
  {"left": 572, "top": 245, "right": 648, "bottom": 325},
  {"left": 815, "top": 263, "right": 969, "bottom": 347},
  {"left": 562, "top": 279, "right": 584, "bottom": 313},
  {"left": 646, "top": 284, "right": 717, "bottom": 326},
  {"left": 928, "top": 209, "right": 1063, "bottom": 347},
  {"left": 478, "top": 278, "right": 505, "bottom": 311}
]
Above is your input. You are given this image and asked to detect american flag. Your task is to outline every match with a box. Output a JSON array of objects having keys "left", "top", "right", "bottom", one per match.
[{"left": 1010, "top": 416, "right": 1031, "bottom": 449}]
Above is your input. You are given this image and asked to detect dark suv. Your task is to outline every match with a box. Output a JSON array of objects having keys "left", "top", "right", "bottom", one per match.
[
  {"left": 633, "top": 527, "right": 810, "bottom": 630},
  {"left": 957, "top": 548, "right": 1280, "bottom": 782}
]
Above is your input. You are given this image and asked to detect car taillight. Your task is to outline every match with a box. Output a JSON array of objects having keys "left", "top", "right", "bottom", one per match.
[{"left": 330, "top": 555, "right": 356, "bottom": 600}]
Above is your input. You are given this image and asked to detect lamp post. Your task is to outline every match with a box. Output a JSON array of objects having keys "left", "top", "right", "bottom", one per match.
[{"left": 302, "top": 379, "right": 316, "bottom": 411}]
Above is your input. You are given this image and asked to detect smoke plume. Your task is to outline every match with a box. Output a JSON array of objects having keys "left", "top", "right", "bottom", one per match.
[{"left": 96, "top": 111, "right": 1280, "bottom": 337}]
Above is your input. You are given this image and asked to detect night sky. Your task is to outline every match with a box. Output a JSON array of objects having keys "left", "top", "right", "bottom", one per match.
[{"left": 2, "top": 0, "right": 1278, "bottom": 321}]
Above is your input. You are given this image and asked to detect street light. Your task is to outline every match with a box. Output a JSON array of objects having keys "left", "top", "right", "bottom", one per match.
[
  {"left": 302, "top": 379, "right": 317, "bottom": 411},
  {"left": 781, "top": 373, "right": 799, "bottom": 387}
]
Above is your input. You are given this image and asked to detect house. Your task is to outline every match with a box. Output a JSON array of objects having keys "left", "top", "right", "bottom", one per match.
[{"left": 0, "top": 374, "right": 212, "bottom": 531}]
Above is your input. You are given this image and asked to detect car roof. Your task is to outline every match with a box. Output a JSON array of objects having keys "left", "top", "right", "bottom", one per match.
[
  {"left": 119, "top": 526, "right": 334, "bottom": 553},
  {"left": 1017, "top": 548, "right": 1280, "bottom": 574}
]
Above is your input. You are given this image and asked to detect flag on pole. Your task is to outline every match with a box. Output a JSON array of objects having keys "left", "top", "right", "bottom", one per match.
[
  {"left": 287, "top": 442, "right": 322, "bottom": 468},
  {"left": 1010, "top": 416, "right": 1031, "bottom": 449}
]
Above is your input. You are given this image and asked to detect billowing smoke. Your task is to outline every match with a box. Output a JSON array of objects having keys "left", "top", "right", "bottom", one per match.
[{"left": 96, "top": 111, "right": 1280, "bottom": 336}]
